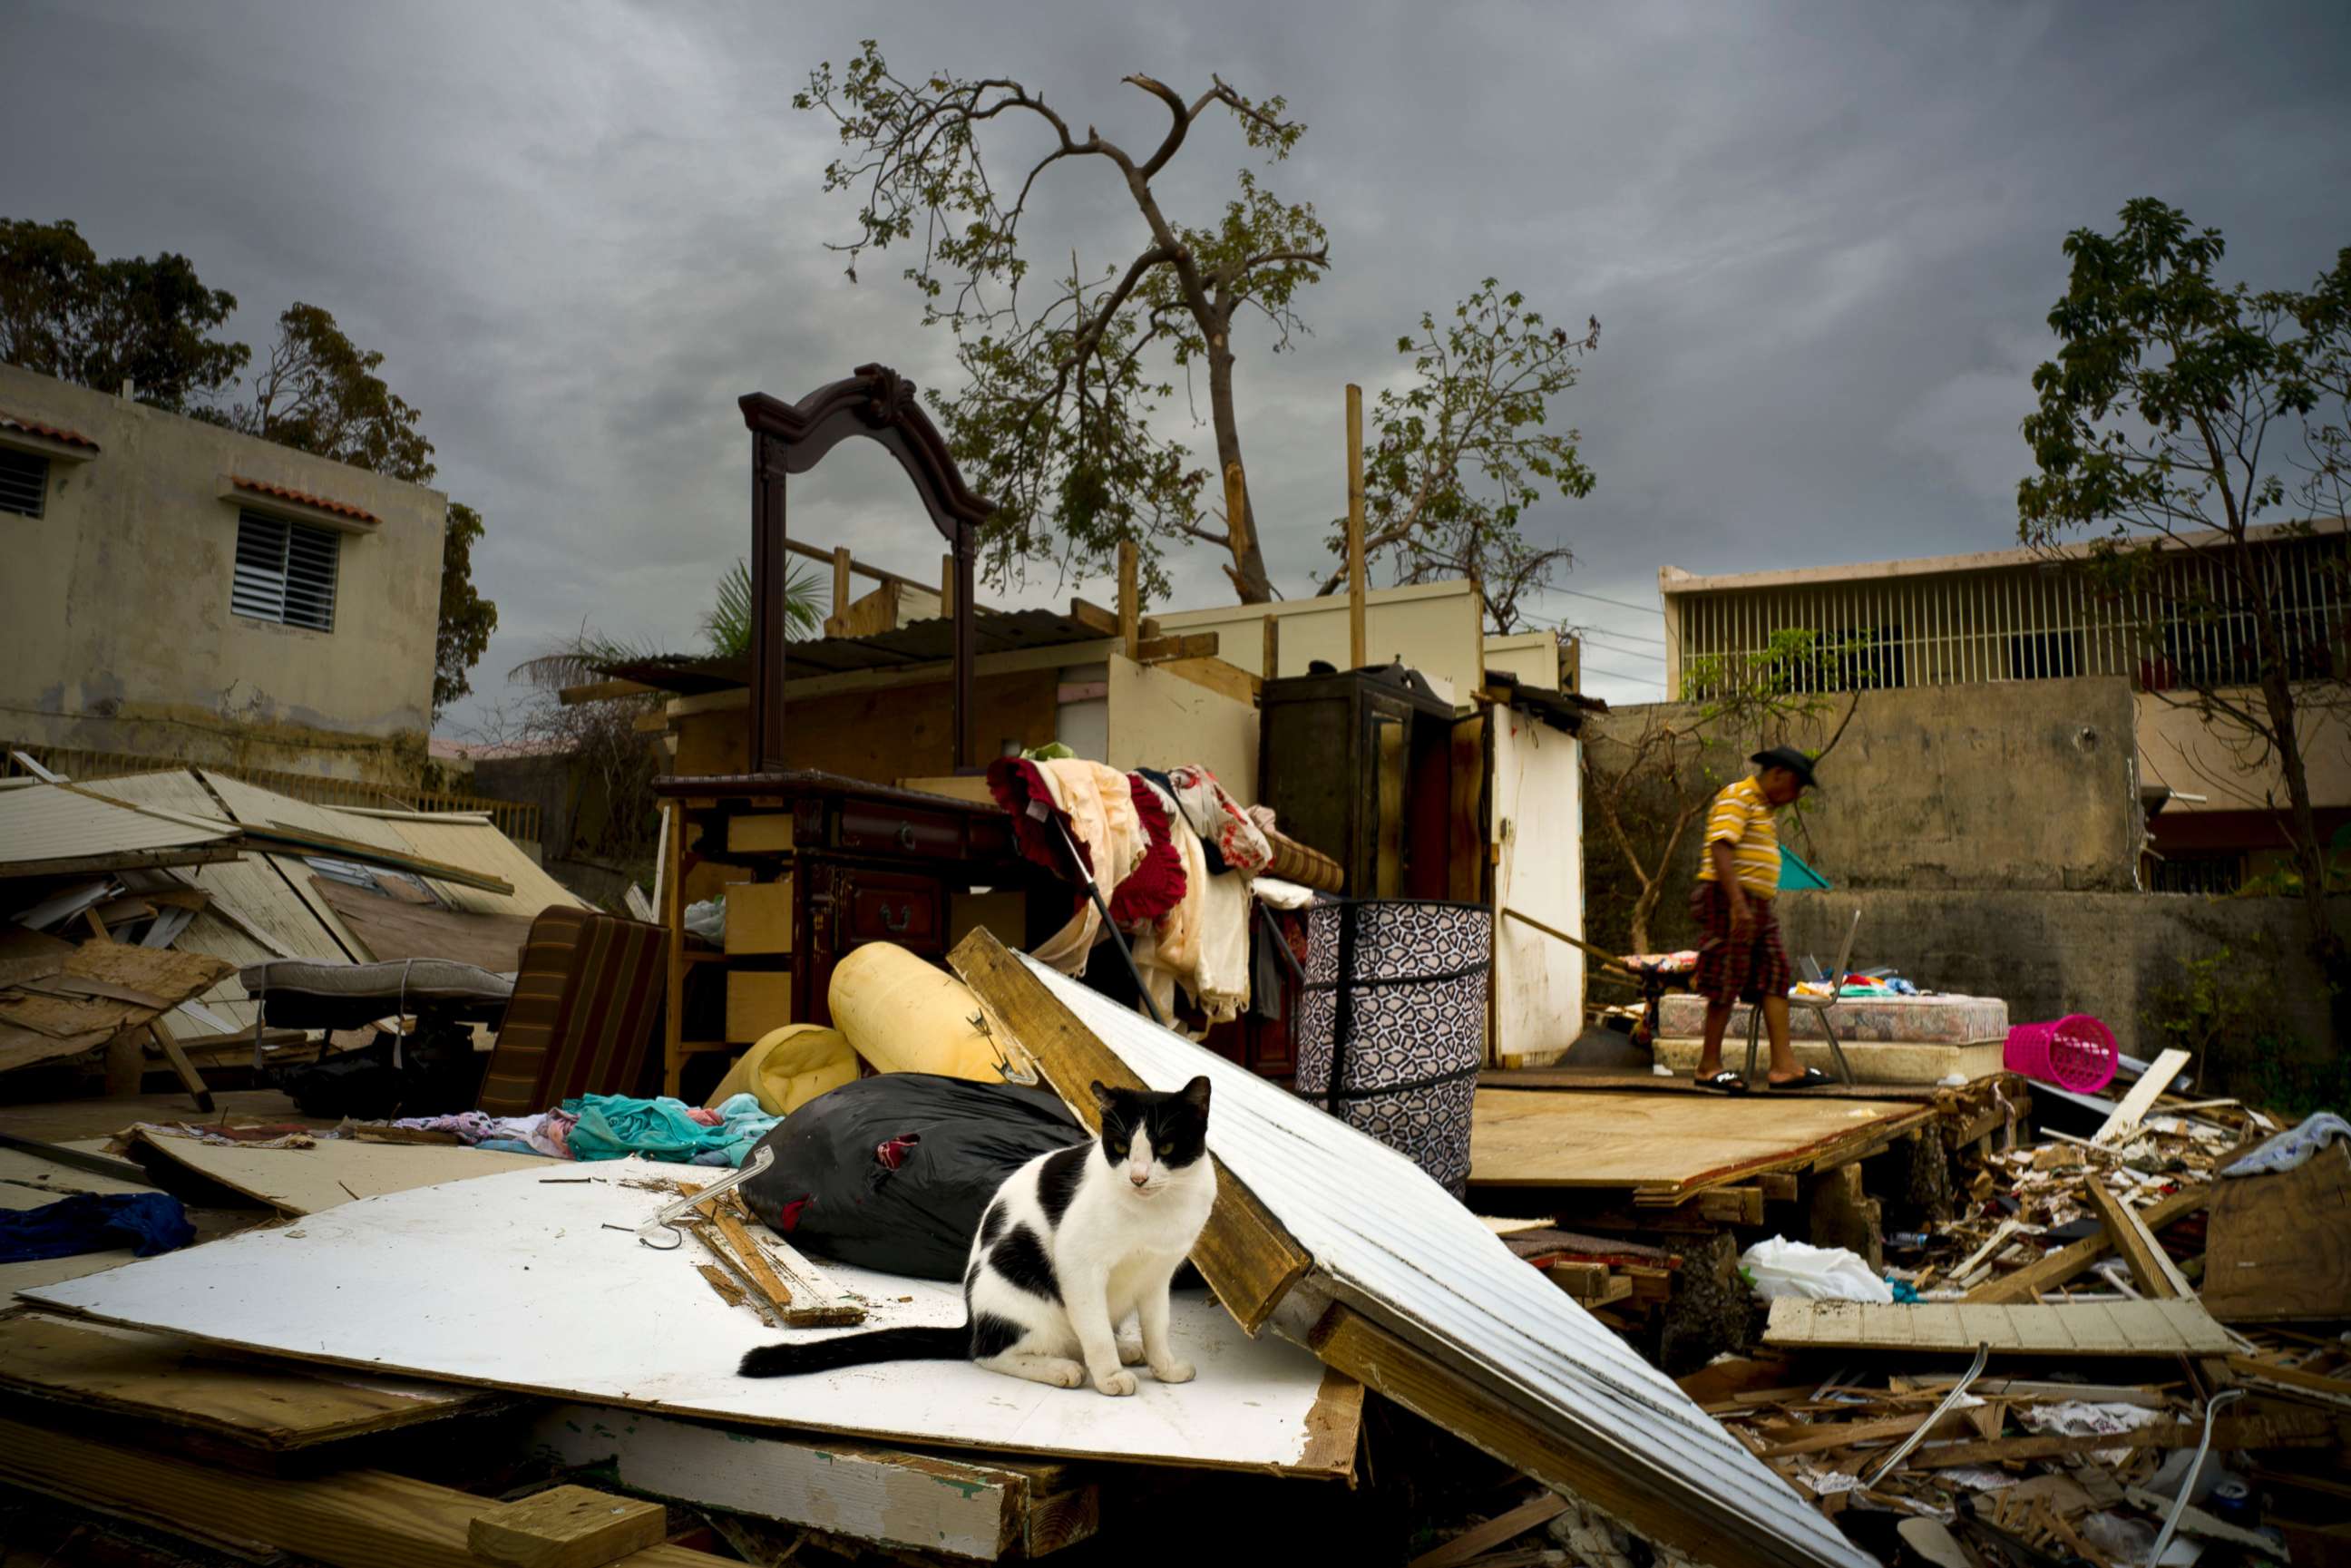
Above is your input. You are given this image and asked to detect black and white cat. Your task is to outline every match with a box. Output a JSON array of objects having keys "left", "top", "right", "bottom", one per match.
[{"left": 738, "top": 1077, "right": 1215, "bottom": 1397}]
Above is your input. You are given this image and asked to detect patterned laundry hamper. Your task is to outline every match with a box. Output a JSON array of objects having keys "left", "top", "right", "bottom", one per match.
[{"left": 1295, "top": 900, "right": 1491, "bottom": 1196}]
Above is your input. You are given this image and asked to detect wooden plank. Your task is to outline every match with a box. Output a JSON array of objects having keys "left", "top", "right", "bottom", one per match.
[
  {"left": 2091, "top": 1047, "right": 2191, "bottom": 1144},
  {"left": 1448, "top": 716, "right": 1486, "bottom": 905},
  {"left": 1763, "top": 1297, "right": 2234, "bottom": 1356},
  {"left": 0, "top": 847, "right": 243, "bottom": 879},
  {"left": 1471, "top": 1087, "right": 1925, "bottom": 1197},
  {"left": 469, "top": 1486, "right": 667, "bottom": 1568},
  {"left": 1133, "top": 631, "right": 1219, "bottom": 665},
  {"left": 1965, "top": 1183, "right": 2210, "bottom": 1303},
  {"left": 1902, "top": 1409, "right": 2336, "bottom": 1469},
  {"left": 2200, "top": 1142, "right": 2351, "bottom": 1322},
  {"left": 1345, "top": 383, "right": 1367, "bottom": 668},
  {"left": 0, "top": 1314, "right": 493, "bottom": 1450},
  {"left": 1410, "top": 1491, "right": 1570, "bottom": 1568},
  {"left": 948, "top": 929, "right": 1314, "bottom": 1336},
  {"left": 1156, "top": 654, "right": 1258, "bottom": 706},
  {"left": 530, "top": 1405, "right": 1097, "bottom": 1563},
  {"left": 125, "top": 1128, "right": 551, "bottom": 1215},
  {"left": 0, "top": 1411, "right": 725, "bottom": 1567},
  {"left": 2083, "top": 1180, "right": 2192, "bottom": 1299},
  {"left": 145, "top": 1020, "right": 214, "bottom": 1113}
]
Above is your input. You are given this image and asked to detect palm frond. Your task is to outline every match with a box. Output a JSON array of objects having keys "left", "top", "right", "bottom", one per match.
[
  {"left": 703, "top": 559, "right": 824, "bottom": 657},
  {"left": 509, "top": 625, "right": 667, "bottom": 690}
]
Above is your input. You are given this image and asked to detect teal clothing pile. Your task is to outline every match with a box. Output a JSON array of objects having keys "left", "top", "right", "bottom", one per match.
[{"left": 561, "top": 1092, "right": 781, "bottom": 1167}]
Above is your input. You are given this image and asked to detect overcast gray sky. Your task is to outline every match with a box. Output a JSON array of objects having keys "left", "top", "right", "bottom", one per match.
[{"left": 7, "top": 0, "right": 2349, "bottom": 722}]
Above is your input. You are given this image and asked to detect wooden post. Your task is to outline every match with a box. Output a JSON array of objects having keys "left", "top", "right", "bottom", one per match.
[
  {"left": 1263, "top": 614, "right": 1280, "bottom": 681},
  {"left": 1117, "top": 541, "right": 1140, "bottom": 662},
  {"left": 940, "top": 553, "right": 956, "bottom": 618},
  {"left": 829, "top": 546, "right": 854, "bottom": 634},
  {"left": 661, "top": 801, "right": 688, "bottom": 1098},
  {"left": 1345, "top": 384, "right": 1367, "bottom": 669}
]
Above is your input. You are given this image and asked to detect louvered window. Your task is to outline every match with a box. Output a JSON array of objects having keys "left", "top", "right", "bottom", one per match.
[
  {"left": 0, "top": 448, "right": 46, "bottom": 518},
  {"left": 232, "top": 509, "right": 339, "bottom": 632}
]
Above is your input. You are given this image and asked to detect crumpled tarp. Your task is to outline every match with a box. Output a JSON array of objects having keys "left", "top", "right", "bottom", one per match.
[
  {"left": 0, "top": 1192, "right": 195, "bottom": 1262},
  {"left": 2224, "top": 1110, "right": 2351, "bottom": 1177}
]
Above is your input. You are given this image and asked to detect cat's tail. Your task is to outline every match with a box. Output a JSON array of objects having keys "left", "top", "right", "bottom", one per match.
[{"left": 737, "top": 1323, "right": 968, "bottom": 1378}]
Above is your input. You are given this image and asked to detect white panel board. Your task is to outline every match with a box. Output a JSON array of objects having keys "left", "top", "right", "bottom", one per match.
[
  {"left": 1022, "top": 958, "right": 1871, "bottom": 1568},
  {"left": 1490, "top": 710, "right": 1584, "bottom": 1066},
  {"left": 26, "top": 1159, "right": 1350, "bottom": 1475}
]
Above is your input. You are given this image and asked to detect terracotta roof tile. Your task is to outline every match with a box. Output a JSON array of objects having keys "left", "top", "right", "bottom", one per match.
[
  {"left": 229, "top": 474, "right": 379, "bottom": 525},
  {"left": 0, "top": 406, "right": 100, "bottom": 453}
]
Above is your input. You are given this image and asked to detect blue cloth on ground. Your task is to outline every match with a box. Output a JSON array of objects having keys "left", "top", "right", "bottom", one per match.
[
  {"left": 0, "top": 1192, "right": 196, "bottom": 1262},
  {"left": 2224, "top": 1111, "right": 2351, "bottom": 1177},
  {"left": 561, "top": 1092, "right": 782, "bottom": 1167}
]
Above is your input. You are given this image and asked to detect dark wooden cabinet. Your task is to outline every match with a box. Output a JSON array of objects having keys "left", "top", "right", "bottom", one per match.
[{"left": 1257, "top": 663, "right": 1462, "bottom": 900}]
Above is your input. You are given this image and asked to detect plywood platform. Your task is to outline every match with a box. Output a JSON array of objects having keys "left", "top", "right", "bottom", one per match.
[{"left": 1469, "top": 1087, "right": 1931, "bottom": 1200}]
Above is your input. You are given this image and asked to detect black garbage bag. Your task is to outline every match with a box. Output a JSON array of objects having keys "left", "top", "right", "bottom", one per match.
[{"left": 741, "top": 1074, "right": 1088, "bottom": 1281}]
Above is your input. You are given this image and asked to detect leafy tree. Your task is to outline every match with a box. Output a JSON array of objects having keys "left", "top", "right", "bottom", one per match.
[
  {"left": 1319, "top": 279, "right": 1599, "bottom": 632},
  {"left": 435, "top": 502, "right": 499, "bottom": 716},
  {"left": 796, "top": 44, "right": 1330, "bottom": 602},
  {"left": 2016, "top": 200, "right": 2351, "bottom": 1012},
  {"left": 0, "top": 217, "right": 248, "bottom": 412},
  {"left": 217, "top": 302, "right": 434, "bottom": 482}
]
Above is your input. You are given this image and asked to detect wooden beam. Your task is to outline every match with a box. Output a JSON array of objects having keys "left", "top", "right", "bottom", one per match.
[
  {"left": 2084, "top": 1181, "right": 2193, "bottom": 1298},
  {"left": 1965, "top": 1183, "right": 2209, "bottom": 1303},
  {"left": 1345, "top": 383, "right": 1367, "bottom": 669},
  {"left": 0, "top": 848, "right": 242, "bottom": 880},
  {"left": 147, "top": 1020, "right": 214, "bottom": 1114},
  {"left": 1263, "top": 613, "right": 1280, "bottom": 680},
  {"left": 1156, "top": 656, "right": 1261, "bottom": 707},
  {"left": 0, "top": 1412, "right": 726, "bottom": 1567},
  {"left": 1117, "top": 541, "right": 1140, "bottom": 661},
  {"left": 559, "top": 678, "right": 658, "bottom": 706},
  {"left": 948, "top": 929, "right": 1312, "bottom": 1335},
  {"left": 831, "top": 544, "right": 854, "bottom": 626},
  {"left": 229, "top": 825, "right": 514, "bottom": 897},
  {"left": 469, "top": 1485, "right": 668, "bottom": 1568},
  {"left": 1410, "top": 1491, "right": 1569, "bottom": 1568},
  {"left": 1904, "top": 1409, "right": 2336, "bottom": 1469},
  {"left": 1133, "top": 631, "right": 1220, "bottom": 665},
  {"left": 2092, "top": 1048, "right": 2191, "bottom": 1144}
]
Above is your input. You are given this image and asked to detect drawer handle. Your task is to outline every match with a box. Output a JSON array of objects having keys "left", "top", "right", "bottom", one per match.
[
  {"left": 897, "top": 823, "right": 918, "bottom": 851},
  {"left": 880, "top": 902, "right": 912, "bottom": 934}
]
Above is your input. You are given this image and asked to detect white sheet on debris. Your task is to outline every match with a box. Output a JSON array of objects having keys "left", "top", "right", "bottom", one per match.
[
  {"left": 1026, "top": 955, "right": 1874, "bottom": 1568},
  {"left": 23, "top": 1158, "right": 1347, "bottom": 1474}
]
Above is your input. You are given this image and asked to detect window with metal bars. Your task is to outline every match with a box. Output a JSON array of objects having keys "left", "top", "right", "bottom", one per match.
[
  {"left": 231, "top": 510, "right": 339, "bottom": 632},
  {"left": 0, "top": 448, "right": 47, "bottom": 518}
]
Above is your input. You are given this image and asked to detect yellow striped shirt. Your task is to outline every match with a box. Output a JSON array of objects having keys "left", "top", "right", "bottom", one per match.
[{"left": 1697, "top": 774, "right": 1781, "bottom": 897}]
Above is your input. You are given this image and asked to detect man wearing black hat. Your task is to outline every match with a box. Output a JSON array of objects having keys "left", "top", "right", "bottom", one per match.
[{"left": 1689, "top": 745, "right": 1829, "bottom": 1094}]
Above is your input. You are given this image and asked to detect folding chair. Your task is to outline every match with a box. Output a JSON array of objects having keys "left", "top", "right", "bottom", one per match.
[{"left": 1745, "top": 907, "right": 1861, "bottom": 1086}]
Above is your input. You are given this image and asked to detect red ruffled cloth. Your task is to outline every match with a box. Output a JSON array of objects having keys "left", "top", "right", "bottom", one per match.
[
  {"left": 1108, "top": 774, "right": 1186, "bottom": 929},
  {"left": 986, "top": 757, "right": 1079, "bottom": 879}
]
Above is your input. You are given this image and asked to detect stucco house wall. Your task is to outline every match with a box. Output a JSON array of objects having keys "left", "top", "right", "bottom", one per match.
[{"left": 0, "top": 364, "right": 446, "bottom": 784}]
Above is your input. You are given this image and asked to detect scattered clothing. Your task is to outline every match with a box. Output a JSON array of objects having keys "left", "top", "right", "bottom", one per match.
[
  {"left": 1109, "top": 773, "right": 1187, "bottom": 929},
  {"left": 563, "top": 1092, "right": 780, "bottom": 1167},
  {"left": 1250, "top": 876, "right": 1318, "bottom": 911},
  {"left": 1155, "top": 765, "right": 1273, "bottom": 877},
  {"left": 2224, "top": 1111, "right": 2351, "bottom": 1177},
  {"left": 0, "top": 1192, "right": 195, "bottom": 1262},
  {"left": 1020, "top": 742, "right": 1076, "bottom": 762},
  {"left": 1691, "top": 878, "right": 1791, "bottom": 1006},
  {"left": 1698, "top": 774, "right": 1783, "bottom": 896},
  {"left": 1189, "top": 869, "right": 1253, "bottom": 1024}
]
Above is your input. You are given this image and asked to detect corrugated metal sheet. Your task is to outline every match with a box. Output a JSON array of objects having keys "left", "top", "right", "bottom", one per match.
[
  {"left": 0, "top": 783, "right": 234, "bottom": 865},
  {"left": 382, "top": 817, "right": 586, "bottom": 920},
  {"left": 605, "top": 609, "right": 1111, "bottom": 695},
  {"left": 1027, "top": 956, "right": 1873, "bottom": 1568}
]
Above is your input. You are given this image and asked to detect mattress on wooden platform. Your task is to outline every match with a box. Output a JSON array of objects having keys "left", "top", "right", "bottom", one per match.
[
  {"left": 1652, "top": 1037, "right": 2008, "bottom": 1086},
  {"left": 1656, "top": 991, "right": 2008, "bottom": 1044},
  {"left": 1469, "top": 1088, "right": 1928, "bottom": 1193}
]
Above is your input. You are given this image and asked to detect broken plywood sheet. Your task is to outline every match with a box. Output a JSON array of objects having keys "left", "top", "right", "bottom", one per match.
[
  {"left": 1469, "top": 1086, "right": 1927, "bottom": 1195},
  {"left": 971, "top": 941, "right": 1869, "bottom": 1568},
  {"left": 1652, "top": 1037, "right": 2008, "bottom": 1086},
  {"left": 313, "top": 877, "right": 533, "bottom": 969},
  {"left": 0, "top": 1313, "right": 494, "bottom": 1449},
  {"left": 26, "top": 1159, "right": 1357, "bottom": 1477},
  {"left": 0, "top": 945, "right": 234, "bottom": 1073},
  {"left": 2200, "top": 1141, "right": 2351, "bottom": 1323},
  {"left": 532, "top": 1406, "right": 1101, "bottom": 1563},
  {"left": 1763, "top": 1297, "right": 2234, "bottom": 1356},
  {"left": 126, "top": 1129, "right": 552, "bottom": 1215}
]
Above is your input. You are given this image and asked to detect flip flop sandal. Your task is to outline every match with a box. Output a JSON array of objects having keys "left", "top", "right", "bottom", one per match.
[
  {"left": 1695, "top": 1070, "right": 1750, "bottom": 1096},
  {"left": 1769, "top": 1067, "right": 1838, "bottom": 1091}
]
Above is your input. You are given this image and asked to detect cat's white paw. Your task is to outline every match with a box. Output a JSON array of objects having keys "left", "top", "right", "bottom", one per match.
[
  {"left": 1117, "top": 1336, "right": 1147, "bottom": 1366},
  {"left": 1149, "top": 1358, "right": 1195, "bottom": 1385},
  {"left": 1043, "top": 1360, "right": 1087, "bottom": 1388},
  {"left": 1092, "top": 1368, "right": 1138, "bottom": 1397}
]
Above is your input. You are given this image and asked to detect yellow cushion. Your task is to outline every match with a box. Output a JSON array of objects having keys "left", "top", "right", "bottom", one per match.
[{"left": 707, "top": 1023, "right": 860, "bottom": 1116}]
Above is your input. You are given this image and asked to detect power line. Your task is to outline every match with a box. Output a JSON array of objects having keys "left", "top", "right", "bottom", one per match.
[
  {"left": 1575, "top": 637, "right": 1666, "bottom": 662},
  {"left": 1580, "top": 659, "right": 1665, "bottom": 685},
  {"left": 1554, "top": 585, "right": 1665, "bottom": 616}
]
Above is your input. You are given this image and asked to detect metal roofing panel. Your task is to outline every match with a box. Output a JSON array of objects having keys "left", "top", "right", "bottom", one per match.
[
  {"left": 382, "top": 817, "right": 586, "bottom": 920},
  {"left": 0, "top": 783, "right": 234, "bottom": 865},
  {"left": 600, "top": 609, "right": 1110, "bottom": 695},
  {"left": 1025, "top": 956, "right": 1873, "bottom": 1568}
]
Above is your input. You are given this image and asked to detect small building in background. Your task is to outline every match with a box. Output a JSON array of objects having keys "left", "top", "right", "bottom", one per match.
[
  {"left": 1657, "top": 524, "right": 2351, "bottom": 892},
  {"left": 0, "top": 363, "right": 447, "bottom": 786}
]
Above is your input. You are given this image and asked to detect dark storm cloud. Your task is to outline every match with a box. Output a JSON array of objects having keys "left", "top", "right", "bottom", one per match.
[{"left": 6, "top": 0, "right": 2348, "bottom": 714}]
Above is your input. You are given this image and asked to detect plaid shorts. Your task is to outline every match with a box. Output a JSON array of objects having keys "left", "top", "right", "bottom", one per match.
[{"left": 1691, "top": 880, "right": 1791, "bottom": 1006}]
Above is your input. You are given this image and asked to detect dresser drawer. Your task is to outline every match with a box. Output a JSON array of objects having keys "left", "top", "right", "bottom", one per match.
[
  {"left": 839, "top": 872, "right": 944, "bottom": 950},
  {"left": 838, "top": 803, "right": 967, "bottom": 860}
]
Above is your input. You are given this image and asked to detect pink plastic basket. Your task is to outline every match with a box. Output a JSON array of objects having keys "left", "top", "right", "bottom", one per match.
[{"left": 2003, "top": 1014, "right": 2119, "bottom": 1094}]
